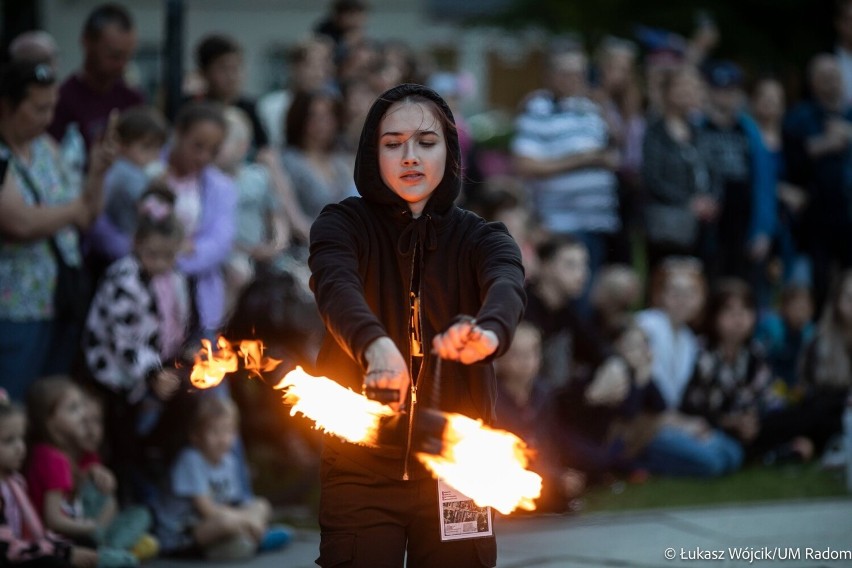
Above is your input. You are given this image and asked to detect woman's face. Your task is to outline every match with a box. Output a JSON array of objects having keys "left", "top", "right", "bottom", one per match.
[
  {"left": 716, "top": 297, "right": 756, "bottom": 346},
  {"left": 751, "top": 80, "right": 785, "bottom": 123},
  {"left": 661, "top": 270, "right": 704, "bottom": 325},
  {"left": 171, "top": 120, "right": 225, "bottom": 176},
  {"left": 378, "top": 101, "right": 447, "bottom": 217},
  {"left": 305, "top": 97, "right": 339, "bottom": 150},
  {"left": 3, "top": 84, "right": 58, "bottom": 141},
  {"left": 666, "top": 71, "right": 703, "bottom": 116}
]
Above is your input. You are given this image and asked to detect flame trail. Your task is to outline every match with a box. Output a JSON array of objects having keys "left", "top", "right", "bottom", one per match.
[{"left": 191, "top": 338, "right": 542, "bottom": 513}]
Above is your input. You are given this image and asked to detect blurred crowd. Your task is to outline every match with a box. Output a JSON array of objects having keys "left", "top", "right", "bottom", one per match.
[{"left": 2, "top": 0, "right": 852, "bottom": 564}]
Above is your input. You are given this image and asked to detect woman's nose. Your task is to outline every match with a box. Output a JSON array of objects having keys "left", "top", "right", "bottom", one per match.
[{"left": 402, "top": 141, "right": 419, "bottom": 164}]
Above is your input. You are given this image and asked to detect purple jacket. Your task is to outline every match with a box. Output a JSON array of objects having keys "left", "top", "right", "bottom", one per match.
[
  {"left": 88, "top": 164, "right": 236, "bottom": 331},
  {"left": 177, "top": 166, "right": 237, "bottom": 331}
]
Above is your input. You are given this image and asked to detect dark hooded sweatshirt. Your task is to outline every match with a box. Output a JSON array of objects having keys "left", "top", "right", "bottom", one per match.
[{"left": 309, "top": 84, "right": 526, "bottom": 481}]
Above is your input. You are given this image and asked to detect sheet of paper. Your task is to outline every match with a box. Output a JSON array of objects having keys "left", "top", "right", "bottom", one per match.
[{"left": 437, "top": 479, "right": 493, "bottom": 541}]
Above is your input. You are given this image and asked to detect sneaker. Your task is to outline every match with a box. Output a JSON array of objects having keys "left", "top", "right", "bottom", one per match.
[
  {"left": 130, "top": 534, "right": 159, "bottom": 562},
  {"left": 97, "top": 547, "right": 139, "bottom": 568},
  {"left": 258, "top": 524, "right": 294, "bottom": 552},
  {"left": 204, "top": 535, "right": 257, "bottom": 561}
]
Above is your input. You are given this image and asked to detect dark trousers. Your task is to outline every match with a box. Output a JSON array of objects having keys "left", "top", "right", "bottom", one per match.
[{"left": 317, "top": 448, "right": 496, "bottom": 568}]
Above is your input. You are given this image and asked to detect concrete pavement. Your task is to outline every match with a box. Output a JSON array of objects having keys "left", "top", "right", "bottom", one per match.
[{"left": 149, "top": 498, "right": 852, "bottom": 567}]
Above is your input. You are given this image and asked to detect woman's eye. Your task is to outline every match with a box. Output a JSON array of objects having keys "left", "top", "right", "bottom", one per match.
[
  {"left": 384, "top": 142, "right": 401, "bottom": 149},
  {"left": 420, "top": 141, "right": 436, "bottom": 147}
]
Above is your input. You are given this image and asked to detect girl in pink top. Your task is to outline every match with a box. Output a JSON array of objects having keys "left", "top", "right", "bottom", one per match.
[
  {"left": 24, "top": 377, "right": 143, "bottom": 567},
  {"left": 0, "top": 388, "right": 96, "bottom": 567}
]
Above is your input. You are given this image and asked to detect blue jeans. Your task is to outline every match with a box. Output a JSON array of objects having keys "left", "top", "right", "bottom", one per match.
[
  {"left": 635, "top": 424, "right": 744, "bottom": 477},
  {"left": 0, "top": 319, "right": 54, "bottom": 402}
]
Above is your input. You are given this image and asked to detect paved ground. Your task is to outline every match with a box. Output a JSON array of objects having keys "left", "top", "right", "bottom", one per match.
[{"left": 150, "top": 498, "right": 852, "bottom": 567}]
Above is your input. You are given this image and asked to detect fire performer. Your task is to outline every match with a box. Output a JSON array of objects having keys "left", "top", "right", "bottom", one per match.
[{"left": 308, "top": 83, "right": 526, "bottom": 567}]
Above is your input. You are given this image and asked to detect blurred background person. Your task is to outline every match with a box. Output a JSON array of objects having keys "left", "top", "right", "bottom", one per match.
[
  {"left": 279, "top": 90, "right": 355, "bottom": 221},
  {"left": 0, "top": 60, "right": 114, "bottom": 402},
  {"left": 48, "top": 2, "right": 143, "bottom": 153}
]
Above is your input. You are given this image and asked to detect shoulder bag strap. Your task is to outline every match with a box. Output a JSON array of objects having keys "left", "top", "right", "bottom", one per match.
[{"left": 0, "top": 140, "right": 72, "bottom": 268}]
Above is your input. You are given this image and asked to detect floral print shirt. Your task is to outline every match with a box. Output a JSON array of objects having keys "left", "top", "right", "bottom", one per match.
[{"left": 0, "top": 136, "right": 81, "bottom": 321}]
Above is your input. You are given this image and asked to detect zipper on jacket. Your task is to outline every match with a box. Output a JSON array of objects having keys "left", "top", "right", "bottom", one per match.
[{"left": 403, "top": 238, "right": 422, "bottom": 481}]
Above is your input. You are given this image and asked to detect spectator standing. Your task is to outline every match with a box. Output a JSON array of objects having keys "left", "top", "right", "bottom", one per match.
[
  {"left": 83, "top": 184, "right": 190, "bottom": 504},
  {"left": 313, "top": 0, "right": 371, "bottom": 60},
  {"left": 216, "top": 107, "right": 311, "bottom": 303},
  {"left": 697, "top": 61, "right": 776, "bottom": 295},
  {"left": 163, "top": 102, "right": 236, "bottom": 336},
  {"left": 750, "top": 77, "right": 811, "bottom": 287},
  {"left": 192, "top": 34, "right": 269, "bottom": 152},
  {"left": 257, "top": 37, "right": 335, "bottom": 149},
  {"left": 48, "top": 3, "right": 144, "bottom": 153},
  {"left": 0, "top": 61, "right": 115, "bottom": 402},
  {"left": 512, "top": 45, "right": 621, "bottom": 297},
  {"left": 280, "top": 90, "right": 355, "bottom": 220},
  {"left": 641, "top": 66, "right": 718, "bottom": 271},
  {"left": 783, "top": 53, "right": 852, "bottom": 313},
  {"left": 87, "top": 105, "right": 169, "bottom": 267},
  {"left": 592, "top": 36, "right": 646, "bottom": 259}
]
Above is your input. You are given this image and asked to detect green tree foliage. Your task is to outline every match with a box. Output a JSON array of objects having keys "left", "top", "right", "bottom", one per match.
[{"left": 480, "top": 0, "right": 836, "bottom": 99}]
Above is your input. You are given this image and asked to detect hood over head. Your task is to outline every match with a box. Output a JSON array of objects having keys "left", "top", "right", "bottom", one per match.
[{"left": 354, "top": 83, "right": 461, "bottom": 215}]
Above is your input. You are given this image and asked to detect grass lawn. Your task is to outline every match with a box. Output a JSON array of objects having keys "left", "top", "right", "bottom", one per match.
[{"left": 580, "top": 463, "right": 851, "bottom": 514}]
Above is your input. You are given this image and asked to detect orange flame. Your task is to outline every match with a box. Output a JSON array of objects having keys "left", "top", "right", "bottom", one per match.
[
  {"left": 416, "top": 414, "right": 542, "bottom": 514},
  {"left": 273, "top": 366, "right": 394, "bottom": 445},
  {"left": 274, "top": 367, "right": 541, "bottom": 513},
  {"left": 191, "top": 341, "right": 542, "bottom": 513},
  {"left": 190, "top": 337, "right": 282, "bottom": 389},
  {"left": 190, "top": 337, "right": 238, "bottom": 389}
]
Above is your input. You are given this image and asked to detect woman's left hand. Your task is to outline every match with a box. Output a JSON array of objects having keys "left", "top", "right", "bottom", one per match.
[{"left": 432, "top": 317, "right": 498, "bottom": 365}]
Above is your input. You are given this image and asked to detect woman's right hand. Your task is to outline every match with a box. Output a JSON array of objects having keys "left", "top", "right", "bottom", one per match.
[
  {"left": 70, "top": 546, "right": 99, "bottom": 568},
  {"left": 363, "top": 337, "right": 410, "bottom": 411}
]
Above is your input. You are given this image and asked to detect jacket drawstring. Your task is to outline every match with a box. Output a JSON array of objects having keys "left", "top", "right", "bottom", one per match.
[{"left": 396, "top": 213, "right": 438, "bottom": 255}]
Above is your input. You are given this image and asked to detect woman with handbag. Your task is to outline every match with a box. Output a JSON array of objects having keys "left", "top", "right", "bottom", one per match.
[
  {"left": 0, "top": 60, "right": 115, "bottom": 402},
  {"left": 641, "top": 65, "right": 719, "bottom": 273}
]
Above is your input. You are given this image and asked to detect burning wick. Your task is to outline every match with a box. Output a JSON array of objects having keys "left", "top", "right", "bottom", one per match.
[{"left": 190, "top": 337, "right": 283, "bottom": 389}]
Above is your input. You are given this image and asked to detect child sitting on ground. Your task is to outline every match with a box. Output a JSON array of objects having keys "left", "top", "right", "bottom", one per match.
[
  {"left": 755, "top": 283, "right": 815, "bottom": 396},
  {"left": 493, "top": 322, "right": 586, "bottom": 512},
  {"left": 153, "top": 396, "right": 292, "bottom": 560},
  {"left": 0, "top": 388, "right": 98, "bottom": 568},
  {"left": 24, "top": 377, "right": 152, "bottom": 567}
]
